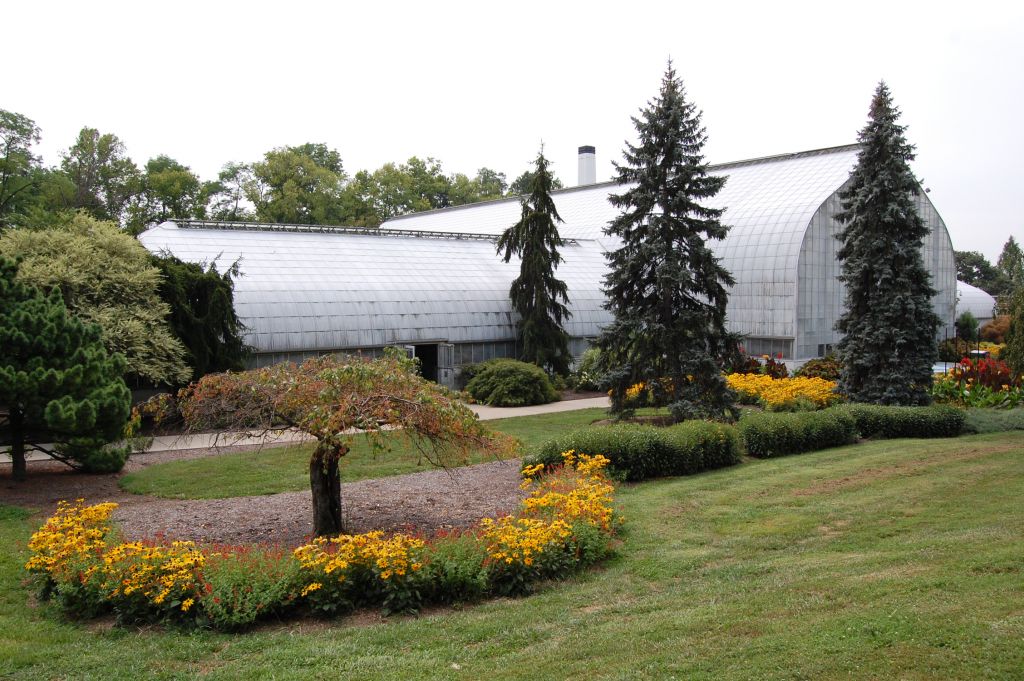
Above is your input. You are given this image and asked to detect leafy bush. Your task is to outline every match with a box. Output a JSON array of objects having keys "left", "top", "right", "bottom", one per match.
[
  {"left": 837, "top": 403, "right": 965, "bottom": 439},
  {"left": 739, "top": 409, "right": 857, "bottom": 458},
  {"left": 981, "top": 315, "right": 1010, "bottom": 343},
  {"left": 526, "top": 421, "right": 742, "bottom": 481},
  {"left": 465, "top": 359, "right": 560, "bottom": 407},
  {"left": 794, "top": 356, "right": 843, "bottom": 381},
  {"left": 420, "top": 533, "right": 488, "bottom": 605},
  {"left": 198, "top": 549, "right": 302, "bottom": 631},
  {"left": 932, "top": 356, "right": 1024, "bottom": 409},
  {"left": 570, "top": 347, "right": 606, "bottom": 391},
  {"left": 956, "top": 311, "right": 980, "bottom": 341}
]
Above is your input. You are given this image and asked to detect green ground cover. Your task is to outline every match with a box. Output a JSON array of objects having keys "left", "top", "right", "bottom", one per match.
[
  {"left": 119, "top": 408, "right": 611, "bottom": 499},
  {"left": 5, "top": 430, "right": 1023, "bottom": 679}
]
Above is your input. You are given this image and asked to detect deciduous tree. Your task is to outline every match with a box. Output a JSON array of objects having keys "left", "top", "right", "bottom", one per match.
[
  {"left": 60, "top": 127, "right": 140, "bottom": 224},
  {"left": 0, "top": 109, "right": 42, "bottom": 229},
  {"left": 835, "top": 82, "right": 940, "bottom": 405},
  {"left": 128, "top": 156, "right": 207, "bottom": 233},
  {"left": 496, "top": 149, "right": 572, "bottom": 375},
  {"left": 596, "top": 61, "right": 737, "bottom": 422},
  {"left": 0, "top": 213, "right": 191, "bottom": 386},
  {"left": 0, "top": 257, "right": 132, "bottom": 480},
  {"left": 247, "top": 143, "right": 347, "bottom": 225},
  {"left": 173, "top": 351, "right": 512, "bottom": 536},
  {"left": 955, "top": 250, "right": 1013, "bottom": 297}
]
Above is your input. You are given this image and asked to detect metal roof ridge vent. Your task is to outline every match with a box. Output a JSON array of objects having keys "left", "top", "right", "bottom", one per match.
[
  {"left": 172, "top": 219, "right": 581, "bottom": 245},
  {"left": 578, "top": 145, "right": 596, "bottom": 186}
]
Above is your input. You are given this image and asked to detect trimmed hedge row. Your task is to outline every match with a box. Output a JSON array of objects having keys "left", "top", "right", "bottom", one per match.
[
  {"left": 739, "top": 403, "right": 965, "bottom": 458},
  {"left": 739, "top": 409, "right": 857, "bottom": 458},
  {"left": 525, "top": 421, "right": 742, "bottom": 481}
]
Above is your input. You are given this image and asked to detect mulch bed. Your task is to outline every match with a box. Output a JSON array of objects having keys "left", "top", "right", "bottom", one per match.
[{"left": 1, "top": 445, "right": 527, "bottom": 547}]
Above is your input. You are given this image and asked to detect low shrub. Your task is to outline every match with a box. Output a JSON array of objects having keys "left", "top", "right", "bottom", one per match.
[
  {"left": 981, "top": 315, "right": 1010, "bottom": 343},
  {"left": 961, "top": 408, "right": 1024, "bottom": 434},
  {"left": 465, "top": 359, "right": 560, "bottom": 407},
  {"left": 837, "top": 403, "right": 965, "bottom": 439},
  {"left": 739, "top": 409, "right": 857, "bottom": 458},
  {"left": 526, "top": 421, "right": 742, "bottom": 481},
  {"left": 794, "top": 356, "right": 843, "bottom": 382}
]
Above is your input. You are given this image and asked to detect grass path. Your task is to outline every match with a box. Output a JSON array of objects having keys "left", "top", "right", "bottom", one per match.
[
  {"left": 3, "top": 431, "right": 1023, "bottom": 679},
  {"left": 119, "top": 408, "right": 613, "bottom": 499}
]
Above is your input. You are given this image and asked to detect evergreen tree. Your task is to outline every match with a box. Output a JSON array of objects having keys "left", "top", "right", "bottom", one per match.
[
  {"left": 0, "top": 257, "right": 132, "bottom": 480},
  {"left": 496, "top": 149, "right": 572, "bottom": 375},
  {"left": 1002, "top": 287, "right": 1024, "bottom": 376},
  {"left": 596, "top": 62, "right": 737, "bottom": 421},
  {"left": 997, "top": 236, "right": 1024, "bottom": 291},
  {"left": 835, "top": 82, "right": 940, "bottom": 405},
  {"left": 150, "top": 254, "right": 250, "bottom": 380}
]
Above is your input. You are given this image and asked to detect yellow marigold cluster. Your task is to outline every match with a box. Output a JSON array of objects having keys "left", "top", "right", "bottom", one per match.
[
  {"left": 487, "top": 450, "right": 617, "bottom": 567},
  {"left": 25, "top": 500, "right": 117, "bottom": 577},
  {"left": 98, "top": 540, "right": 207, "bottom": 609},
  {"left": 726, "top": 373, "right": 840, "bottom": 409},
  {"left": 520, "top": 451, "right": 615, "bottom": 531},
  {"left": 294, "top": 530, "right": 425, "bottom": 584}
]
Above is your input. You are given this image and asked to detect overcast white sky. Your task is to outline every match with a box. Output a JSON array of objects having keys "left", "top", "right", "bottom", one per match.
[{"left": 6, "top": 0, "right": 1022, "bottom": 260}]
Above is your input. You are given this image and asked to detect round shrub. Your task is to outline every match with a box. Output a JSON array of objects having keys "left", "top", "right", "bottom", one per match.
[
  {"left": 794, "top": 356, "right": 842, "bottom": 382},
  {"left": 465, "top": 359, "right": 560, "bottom": 407}
]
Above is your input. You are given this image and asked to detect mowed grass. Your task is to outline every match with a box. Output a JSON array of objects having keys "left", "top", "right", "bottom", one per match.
[
  {"left": 4, "top": 431, "right": 1023, "bottom": 679},
  {"left": 120, "top": 408, "right": 612, "bottom": 499}
]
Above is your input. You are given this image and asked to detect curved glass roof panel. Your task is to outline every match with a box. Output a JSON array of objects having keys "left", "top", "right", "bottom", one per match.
[
  {"left": 140, "top": 222, "right": 611, "bottom": 354},
  {"left": 956, "top": 280, "right": 997, "bottom": 321}
]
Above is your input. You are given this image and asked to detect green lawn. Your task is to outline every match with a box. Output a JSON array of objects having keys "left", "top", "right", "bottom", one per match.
[
  {"left": 120, "top": 408, "right": 612, "bottom": 499},
  {"left": 5, "top": 431, "right": 1023, "bottom": 679}
]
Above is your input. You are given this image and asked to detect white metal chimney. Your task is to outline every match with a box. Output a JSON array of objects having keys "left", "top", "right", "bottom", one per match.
[{"left": 577, "top": 145, "right": 596, "bottom": 185}]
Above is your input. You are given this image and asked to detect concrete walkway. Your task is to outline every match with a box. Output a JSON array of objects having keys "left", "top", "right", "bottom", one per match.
[{"left": 2, "top": 396, "right": 611, "bottom": 462}]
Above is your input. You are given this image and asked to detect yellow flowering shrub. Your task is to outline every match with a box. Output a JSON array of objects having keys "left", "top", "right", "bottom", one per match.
[
  {"left": 25, "top": 500, "right": 117, "bottom": 579},
  {"left": 726, "top": 373, "right": 841, "bottom": 410}
]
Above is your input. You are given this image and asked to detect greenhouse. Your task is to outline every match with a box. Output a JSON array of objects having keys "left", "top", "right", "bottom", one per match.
[{"left": 139, "top": 144, "right": 958, "bottom": 384}]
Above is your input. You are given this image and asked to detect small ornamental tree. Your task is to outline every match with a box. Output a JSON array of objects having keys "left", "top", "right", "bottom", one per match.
[
  {"left": 496, "top": 149, "right": 572, "bottom": 376},
  {"left": 835, "top": 82, "right": 940, "bottom": 405},
  {"left": 0, "top": 257, "right": 132, "bottom": 480},
  {"left": 596, "top": 61, "right": 737, "bottom": 422},
  {"left": 173, "top": 350, "right": 514, "bottom": 536}
]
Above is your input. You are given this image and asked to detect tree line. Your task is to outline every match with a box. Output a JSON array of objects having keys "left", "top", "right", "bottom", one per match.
[{"left": 0, "top": 109, "right": 562, "bottom": 234}]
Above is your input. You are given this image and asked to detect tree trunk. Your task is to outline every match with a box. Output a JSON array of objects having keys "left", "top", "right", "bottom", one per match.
[
  {"left": 309, "top": 442, "right": 347, "bottom": 536},
  {"left": 9, "top": 410, "right": 26, "bottom": 482}
]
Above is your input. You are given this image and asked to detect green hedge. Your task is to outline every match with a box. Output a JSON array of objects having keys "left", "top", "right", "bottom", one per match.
[
  {"left": 526, "top": 421, "right": 742, "bottom": 481},
  {"left": 739, "top": 409, "right": 858, "bottom": 458},
  {"left": 465, "top": 359, "right": 560, "bottom": 407},
  {"left": 837, "top": 403, "right": 965, "bottom": 439}
]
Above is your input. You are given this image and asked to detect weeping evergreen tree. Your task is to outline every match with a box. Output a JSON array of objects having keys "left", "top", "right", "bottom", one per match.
[
  {"left": 596, "top": 61, "right": 737, "bottom": 422},
  {"left": 496, "top": 149, "right": 572, "bottom": 376},
  {"left": 151, "top": 253, "right": 250, "bottom": 381},
  {"left": 0, "top": 257, "right": 131, "bottom": 480},
  {"left": 835, "top": 82, "right": 940, "bottom": 405}
]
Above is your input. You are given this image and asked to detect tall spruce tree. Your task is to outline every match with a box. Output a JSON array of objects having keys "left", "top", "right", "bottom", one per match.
[
  {"left": 596, "top": 62, "right": 736, "bottom": 421},
  {"left": 835, "top": 82, "right": 940, "bottom": 405},
  {"left": 496, "top": 149, "right": 572, "bottom": 375},
  {"left": 0, "top": 257, "right": 132, "bottom": 480}
]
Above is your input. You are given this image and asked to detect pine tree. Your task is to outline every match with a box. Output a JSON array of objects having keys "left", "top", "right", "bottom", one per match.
[
  {"left": 0, "top": 257, "right": 132, "bottom": 480},
  {"left": 1002, "top": 287, "right": 1024, "bottom": 376},
  {"left": 496, "top": 149, "right": 572, "bottom": 376},
  {"left": 997, "top": 236, "right": 1024, "bottom": 291},
  {"left": 596, "top": 62, "right": 737, "bottom": 421},
  {"left": 835, "top": 82, "right": 940, "bottom": 405}
]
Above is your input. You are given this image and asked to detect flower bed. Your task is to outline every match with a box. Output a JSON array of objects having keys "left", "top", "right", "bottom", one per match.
[
  {"left": 25, "top": 453, "right": 619, "bottom": 630},
  {"left": 726, "top": 373, "right": 842, "bottom": 411},
  {"left": 932, "top": 357, "right": 1023, "bottom": 409}
]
